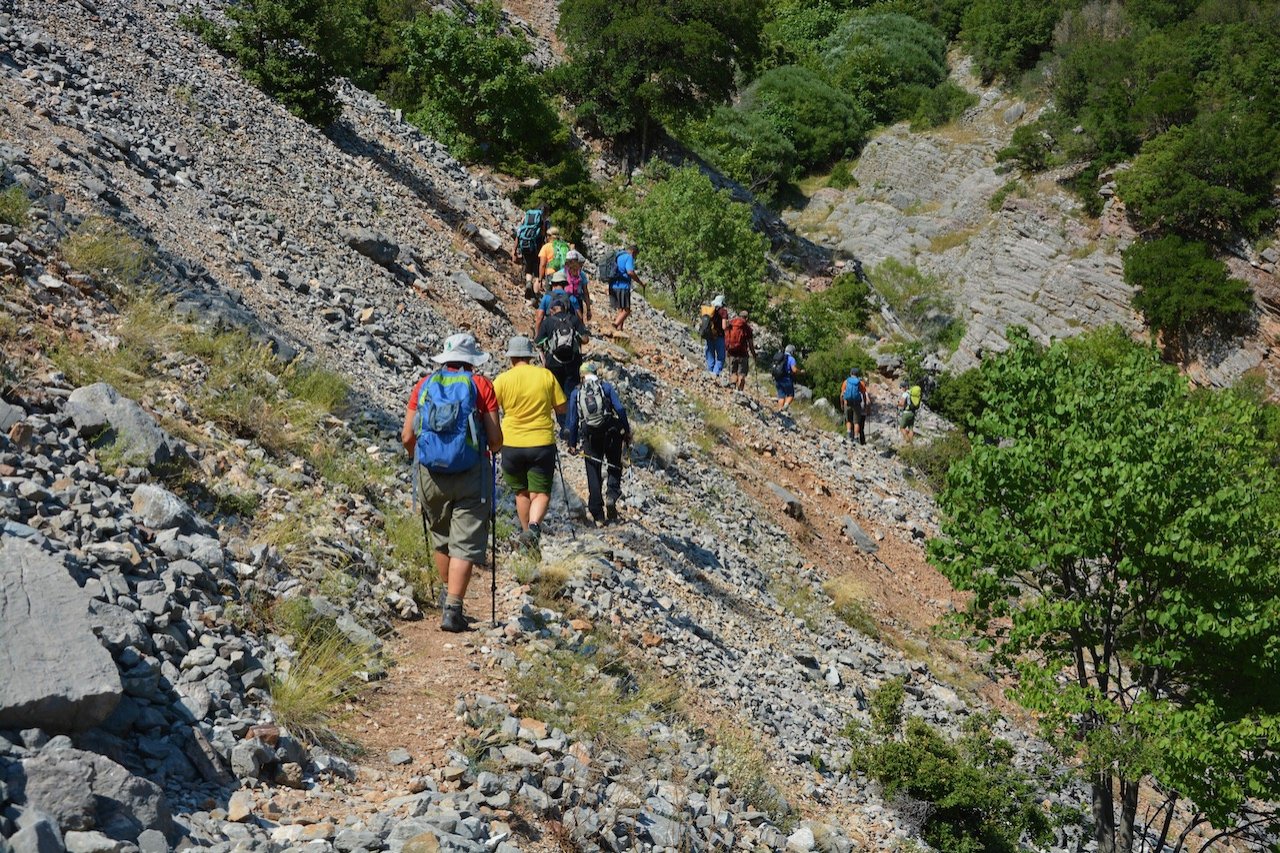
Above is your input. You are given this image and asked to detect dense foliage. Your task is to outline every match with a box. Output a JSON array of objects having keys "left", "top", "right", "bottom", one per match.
[
  {"left": 619, "top": 167, "right": 768, "bottom": 314},
  {"left": 930, "top": 327, "right": 1280, "bottom": 853},
  {"left": 685, "top": 108, "right": 799, "bottom": 204},
  {"left": 553, "top": 0, "right": 766, "bottom": 150},
  {"left": 850, "top": 679, "right": 1054, "bottom": 853},
  {"left": 959, "top": 0, "right": 1066, "bottom": 82},
  {"left": 399, "top": 4, "right": 561, "bottom": 166},
  {"left": 1122, "top": 236, "right": 1252, "bottom": 359},
  {"left": 821, "top": 12, "right": 949, "bottom": 122},
  {"left": 765, "top": 272, "right": 877, "bottom": 399},
  {"left": 741, "top": 66, "right": 872, "bottom": 169}
]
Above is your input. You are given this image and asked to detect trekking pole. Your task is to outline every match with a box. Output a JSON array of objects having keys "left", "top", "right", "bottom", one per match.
[
  {"left": 490, "top": 453, "right": 498, "bottom": 628},
  {"left": 553, "top": 448, "right": 578, "bottom": 542}
]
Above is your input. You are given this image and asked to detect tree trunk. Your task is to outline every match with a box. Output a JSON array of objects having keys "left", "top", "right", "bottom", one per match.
[
  {"left": 1118, "top": 777, "right": 1140, "bottom": 853},
  {"left": 1094, "top": 771, "right": 1117, "bottom": 853}
]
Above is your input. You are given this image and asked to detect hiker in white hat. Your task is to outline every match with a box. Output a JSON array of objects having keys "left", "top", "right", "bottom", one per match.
[{"left": 400, "top": 333, "right": 503, "bottom": 632}]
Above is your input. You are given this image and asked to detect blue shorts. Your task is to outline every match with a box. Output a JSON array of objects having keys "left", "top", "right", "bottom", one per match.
[{"left": 775, "top": 378, "right": 794, "bottom": 398}]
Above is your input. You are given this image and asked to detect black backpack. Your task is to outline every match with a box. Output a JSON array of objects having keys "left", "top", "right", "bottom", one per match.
[
  {"left": 771, "top": 351, "right": 790, "bottom": 379},
  {"left": 543, "top": 314, "right": 580, "bottom": 366},
  {"left": 697, "top": 309, "right": 713, "bottom": 340},
  {"left": 577, "top": 379, "right": 614, "bottom": 431},
  {"left": 599, "top": 250, "right": 622, "bottom": 284},
  {"left": 549, "top": 289, "right": 573, "bottom": 316}
]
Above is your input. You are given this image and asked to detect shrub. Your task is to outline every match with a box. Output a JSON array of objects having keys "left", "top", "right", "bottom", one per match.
[
  {"left": 850, "top": 682, "right": 1053, "bottom": 853},
  {"left": 0, "top": 185, "right": 31, "bottom": 227},
  {"left": 269, "top": 607, "right": 374, "bottom": 746},
  {"left": 769, "top": 271, "right": 874, "bottom": 356},
  {"left": 801, "top": 338, "right": 875, "bottom": 404},
  {"left": 511, "top": 148, "right": 603, "bottom": 238},
  {"left": 822, "top": 12, "right": 948, "bottom": 123},
  {"left": 62, "top": 218, "right": 151, "bottom": 288},
  {"left": 619, "top": 166, "right": 768, "bottom": 314},
  {"left": 223, "top": 0, "right": 359, "bottom": 126},
  {"left": 927, "top": 367, "right": 985, "bottom": 432},
  {"left": 898, "top": 429, "right": 970, "bottom": 493},
  {"left": 1117, "top": 110, "right": 1280, "bottom": 246},
  {"left": 910, "top": 80, "right": 977, "bottom": 130},
  {"left": 401, "top": 3, "right": 563, "bottom": 167},
  {"left": 828, "top": 160, "right": 857, "bottom": 190},
  {"left": 685, "top": 107, "right": 799, "bottom": 204},
  {"left": 872, "top": 258, "right": 963, "bottom": 351},
  {"left": 740, "top": 65, "right": 873, "bottom": 168},
  {"left": 997, "top": 122, "right": 1055, "bottom": 171},
  {"left": 1122, "top": 235, "right": 1253, "bottom": 359},
  {"left": 961, "top": 0, "right": 1066, "bottom": 83}
]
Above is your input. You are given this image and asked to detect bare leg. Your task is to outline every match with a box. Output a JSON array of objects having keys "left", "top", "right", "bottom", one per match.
[
  {"left": 447, "top": 557, "right": 473, "bottom": 598},
  {"left": 515, "top": 490, "right": 531, "bottom": 530},
  {"left": 529, "top": 492, "right": 551, "bottom": 526}
]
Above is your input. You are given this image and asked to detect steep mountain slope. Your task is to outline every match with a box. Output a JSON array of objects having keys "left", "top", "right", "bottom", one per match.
[{"left": 1, "top": 2, "right": 1265, "bottom": 852}]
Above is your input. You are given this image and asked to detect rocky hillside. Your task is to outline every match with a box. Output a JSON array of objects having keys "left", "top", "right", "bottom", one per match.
[
  {"left": 1, "top": 2, "right": 1264, "bottom": 853},
  {"left": 784, "top": 57, "right": 1280, "bottom": 392}
]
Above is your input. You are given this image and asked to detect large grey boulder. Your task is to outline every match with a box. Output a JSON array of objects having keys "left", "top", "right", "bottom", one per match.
[
  {"left": 344, "top": 227, "right": 400, "bottom": 267},
  {"left": 449, "top": 270, "right": 496, "bottom": 306},
  {"left": 9, "top": 748, "right": 175, "bottom": 841},
  {"left": 130, "top": 484, "right": 202, "bottom": 533},
  {"left": 0, "top": 539, "right": 122, "bottom": 732},
  {"left": 65, "top": 384, "right": 182, "bottom": 469}
]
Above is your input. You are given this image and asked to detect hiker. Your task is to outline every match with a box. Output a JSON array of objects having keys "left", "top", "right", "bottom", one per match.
[
  {"left": 841, "top": 367, "right": 871, "bottom": 445},
  {"left": 532, "top": 268, "right": 583, "bottom": 334},
  {"left": 493, "top": 336, "right": 567, "bottom": 553},
  {"left": 772, "top": 344, "right": 801, "bottom": 414},
  {"left": 898, "top": 379, "right": 922, "bottom": 444},
  {"left": 534, "top": 280, "right": 590, "bottom": 408},
  {"left": 563, "top": 250, "right": 591, "bottom": 324},
  {"left": 512, "top": 206, "right": 547, "bottom": 301},
  {"left": 724, "top": 310, "right": 757, "bottom": 393},
  {"left": 537, "top": 226, "right": 571, "bottom": 293},
  {"left": 606, "top": 244, "right": 645, "bottom": 334},
  {"left": 699, "top": 294, "right": 729, "bottom": 375},
  {"left": 400, "top": 333, "right": 503, "bottom": 633},
  {"left": 564, "top": 363, "right": 632, "bottom": 526}
]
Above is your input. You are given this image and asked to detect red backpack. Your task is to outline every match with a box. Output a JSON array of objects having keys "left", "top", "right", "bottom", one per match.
[{"left": 725, "top": 318, "right": 750, "bottom": 354}]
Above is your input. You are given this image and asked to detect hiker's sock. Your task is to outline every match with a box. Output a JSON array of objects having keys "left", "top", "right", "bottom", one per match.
[{"left": 445, "top": 594, "right": 463, "bottom": 608}]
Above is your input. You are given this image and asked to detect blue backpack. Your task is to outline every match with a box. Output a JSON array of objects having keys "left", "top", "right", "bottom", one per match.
[
  {"left": 415, "top": 370, "right": 483, "bottom": 474},
  {"left": 516, "top": 209, "right": 543, "bottom": 253},
  {"left": 842, "top": 375, "right": 866, "bottom": 405}
]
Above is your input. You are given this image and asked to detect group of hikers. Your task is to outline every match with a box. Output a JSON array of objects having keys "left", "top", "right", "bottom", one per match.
[{"left": 401, "top": 206, "right": 925, "bottom": 632}]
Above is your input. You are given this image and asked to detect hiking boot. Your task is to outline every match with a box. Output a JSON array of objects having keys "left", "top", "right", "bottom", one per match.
[
  {"left": 437, "top": 588, "right": 447, "bottom": 611},
  {"left": 605, "top": 502, "right": 618, "bottom": 522},
  {"left": 440, "top": 603, "right": 467, "bottom": 633}
]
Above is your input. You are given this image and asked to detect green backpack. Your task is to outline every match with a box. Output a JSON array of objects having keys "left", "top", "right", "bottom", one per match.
[{"left": 549, "top": 239, "right": 570, "bottom": 272}]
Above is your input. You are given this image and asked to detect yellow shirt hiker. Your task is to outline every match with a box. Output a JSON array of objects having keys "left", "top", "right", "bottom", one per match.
[{"left": 493, "top": 363, "right": 565, "bottom": 447}]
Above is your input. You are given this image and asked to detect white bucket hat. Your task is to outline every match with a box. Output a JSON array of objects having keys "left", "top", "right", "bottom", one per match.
[
  {"left": 505, "top": 336, "right": 537, "bottom": 359},
  {"left": 431, "top": 333, "right": 489, "bottom": 366}
]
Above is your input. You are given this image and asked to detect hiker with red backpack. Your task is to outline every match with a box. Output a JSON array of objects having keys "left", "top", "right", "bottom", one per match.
[
  {"left": 400, "top": 333, "right": 504, "bottom": 633},
  {"left": 513, "top": 207, "right": 547, "bottom": 302},
  {"left": 724, "top": 310, "right": 757, "bottom": 393},
  {"left": 840, "top": 367, "right": 871, "bottom": 445},
  {"left": 564, "top": 363, "right": 632, "bottom": 526},
  {"left": 698, "top": 295, "right": 730, "bottom": 376}
]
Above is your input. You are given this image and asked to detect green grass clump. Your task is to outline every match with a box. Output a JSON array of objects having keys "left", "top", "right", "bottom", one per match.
[
  {"left": 380, "top": 505, "right": 438, "bottom": 606},
  {"left": 714, "top": 724, "right": 794, "bottom": 829},
  {"left": 62, "top": 218, "right": 151, "bottom": 287},
  {"left": 822, "top": 574, "right": 880, "bottom": 639},
  {"left": 898, "top": 430, "right": 971, "bottom": 493},
  {"left": 0, "top": 185, "right": 31, "bottom": 227},
  {"left": 510, "top": 630, "right": 681, "bottom": 757},
  {"left": 768, "top": 575, "right": 825, "bottom": 631}
]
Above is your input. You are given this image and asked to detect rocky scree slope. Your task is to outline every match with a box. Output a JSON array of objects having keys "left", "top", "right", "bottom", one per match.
[{"left": 0, "top": 1, "right": 1118, "bottom": 852}]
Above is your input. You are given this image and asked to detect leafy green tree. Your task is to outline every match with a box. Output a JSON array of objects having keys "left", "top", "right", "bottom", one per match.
[
  {"left": 554, "top": 0, "right": 765, "bottom": 151},
  {"left": 910, "top": 80, "right": 977, "bottom": 130},
  {"left": 800, "top": 339, "right": 875, "bottom": 403},
  {"left": 930, "top": 327, "right": 1280, "bottom": 853},
  {"left": 822, "top": 12, "right": 948, "bottom": 122},
  {"left": 400, "top": 3, "right": 561, "bottom": 165},
  {"left": 685, "top": 107, "right": 799, "bottom": 204},
  {"left": 740, "top": 65, "right": 873, "bottom": 167},
  {"left": 768, "top": 272, "right": 873, "bottom": 356},
  {"left": 850, "top": 681, "right": 1054, "bottom": 853},
  {"left": 1122, "top": 235, "right": 1253, "bottom": 361},
  {"left": 927, "top": 366, "right": 984, "bottom": 432},
  {"left": 619, "top": 166, "right": 768, "bottom": 313},
  {"left": 224, "top": 0, "right": 366, "bottom": 125},
  {"left": 960, "top": 0, "right": 1065, "bottom": 82},
  {"left": 1117, "top": 110, "right": 1280, "bottom": 245}
]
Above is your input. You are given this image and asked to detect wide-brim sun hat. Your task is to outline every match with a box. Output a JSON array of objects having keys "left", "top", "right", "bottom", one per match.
[
  {"left": 579, "top": 362, "right": 597, "bottom": 377},
  {"left": 565, "top": 250, "right": 586, "bottom": 263},
  {"left": 551, "top": 268, "right": 568, "bottom": 283},
  {"left": 431, "top": 333, "right": 490, "bottom": 366},
  {"left": 712, "top": 294, "right": 725, "bottom": 308},
  {"left": 505, "top": 336, "right": 538, "bottom": 358}
]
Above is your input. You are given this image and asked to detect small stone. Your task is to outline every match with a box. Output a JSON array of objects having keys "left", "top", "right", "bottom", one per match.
[
  {"left": 388, "top": 747, "right": 412, "bottom": 766},
  {"left": 227, "top": 789, "right": 254, "bottom": 822}
]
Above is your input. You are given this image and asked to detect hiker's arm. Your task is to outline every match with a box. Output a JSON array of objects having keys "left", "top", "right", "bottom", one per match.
[
  {"left": 400, "top": 409, "right": 416, "bottom": 456},
  {"left": 553, "top": 401, "right": 568, "bottom": 416},
  {"left": 482, "top": 410, "right": 503, "bottom": 454},
  {"left": 610, "top": 387, "right": 632, "bottom": 438}
]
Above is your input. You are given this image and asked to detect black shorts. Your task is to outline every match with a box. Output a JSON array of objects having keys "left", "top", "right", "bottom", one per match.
[
  {"left": 520, "top": 249, "right": 540, "bottom": 278},
  {"left": 845, "top": 404, "right": 866, "bottom": 425},
  {"left": 609, "top": 286, "right": 631, "bottom": 311},
  {"left": 728, "top": 354, "right": 750, "bottom": 376},
  {"left": 501, "top": 444, "right": 556, "bottom": 493}
]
